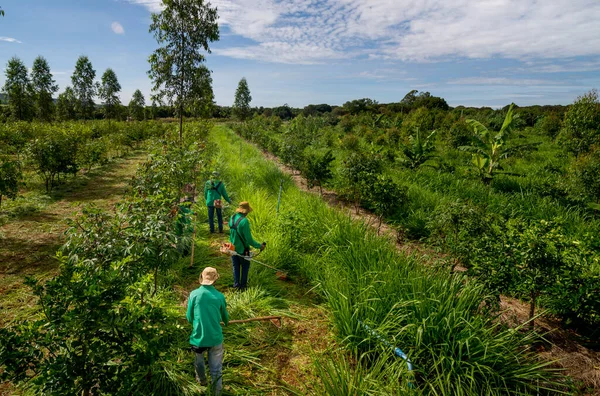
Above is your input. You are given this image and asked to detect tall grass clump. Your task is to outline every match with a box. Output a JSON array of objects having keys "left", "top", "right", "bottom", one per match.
[{"left": 213, "top": 125, "right": 567, "bottom": 395}]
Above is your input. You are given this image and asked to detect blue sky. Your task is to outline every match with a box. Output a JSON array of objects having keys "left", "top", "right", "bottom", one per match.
[{"left": 1, "top": 0, "right": 600, "bottom": 108}]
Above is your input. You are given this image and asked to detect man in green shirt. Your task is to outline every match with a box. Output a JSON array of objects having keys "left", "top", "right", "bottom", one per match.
[
  {"left": 186, "top": 267, "right": 229, "bottom": 395},
  {"left": 229, "top": 201, "right": 265, "bottom": 290},
  {"left": 204, "top": 171, "right": 232, "bottom": 233}
]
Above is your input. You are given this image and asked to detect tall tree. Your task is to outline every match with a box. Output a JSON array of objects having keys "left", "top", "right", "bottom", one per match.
[
  {"left": 31, "top": 56, "right": 58, "bottom": 121},
  {"left": 2, "top": 57, "right": 33, "bottom": 120},
  {"left": 189, "top": 65, "right": 214, "bottom": 118},
  {"left": 56, "top": 87, "right": 77, "bottom": 121},
  {"left": 128, "top": 89, "right": 146, "bottom": 121},
  {"left": 71, "top": 56, "right": 97, "bottom": 119},
  {"left": 148, "top": 0, "right": 219, "bottom": 142},
  {"left": 233, "top": 77, "right": 252, "bottom": 121},
  {"left": 99, "top": 68, "right": 122, "bottom": 119}
]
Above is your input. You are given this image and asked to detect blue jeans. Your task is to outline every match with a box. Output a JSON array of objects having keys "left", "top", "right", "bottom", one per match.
[
  {"left": 207, "top": 206, "right": 223, "bottom": 233},
  {"left": 194, "top": 343, "right": 224, "bottom": 395},
  {"left": 231, "top": 254, "right": 250, "bottom": 289}
]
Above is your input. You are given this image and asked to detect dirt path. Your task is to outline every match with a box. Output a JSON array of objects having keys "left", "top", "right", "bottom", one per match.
[
  {"left": 244, "top": 138, "right": 600, "bottom": 394},
  {"left": 0, "top": 153, "right": 146, "bottom": 327}
]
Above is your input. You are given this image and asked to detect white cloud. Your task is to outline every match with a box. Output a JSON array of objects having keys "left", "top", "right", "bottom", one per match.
[
  {"left": 126, "top": 0, "right": 600, "bottom": 65},
  {"left": 0, "top": 36, "right": 22, "bottom": 44},
  {"left": 111, "top": 21, "right": 125, "bottom": 35},
  {"left": 123, "top": 0, "right": 163, "bottom": 13},
  {"left": 447, "top": 77, "right": 560, "bottom": 86}
]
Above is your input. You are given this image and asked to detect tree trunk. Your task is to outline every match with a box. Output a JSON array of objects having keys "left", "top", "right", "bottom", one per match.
[
  {"left": 152, "top": 264, "right": 159, "bottom": 298},
  {"left": 529, "top": 290, "right": 537, "bottom": 330},
  {"left": 178, "top": 34, "right": 185, "bottom": 145}
]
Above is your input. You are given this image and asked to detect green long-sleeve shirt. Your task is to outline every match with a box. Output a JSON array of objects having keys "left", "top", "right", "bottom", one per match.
[
  {"left": 186, "top": 285, "right": 229, "bottom": 347},
  {"left": 228, "top": 213, "right": 262, "bottom": 254},
  {"left": 204, "top": 179, "right": 231, "bottom": 207}
]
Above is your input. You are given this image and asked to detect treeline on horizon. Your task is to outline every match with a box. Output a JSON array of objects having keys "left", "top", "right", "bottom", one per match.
[{"left": 1, "top": 54, "right": 570, "bottom": 126}]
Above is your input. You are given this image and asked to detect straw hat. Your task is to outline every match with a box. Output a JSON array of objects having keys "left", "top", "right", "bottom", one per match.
[
  {"left": 200, "top": 267, "right": 219, "bottom": 285},
  {"left": 235, "top": 201, "right": 253, "bottom": 214},
  {"left": 211, "top": 171, "right": 220, "bottom": 178}
]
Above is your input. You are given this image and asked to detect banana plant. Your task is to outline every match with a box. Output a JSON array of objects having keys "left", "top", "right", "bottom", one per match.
[
  {"left": 399, "top": 127, "right": 437, "bottom": 169},
  {"left": 461, "top": 104, "right": 538, "bottom": 183}
]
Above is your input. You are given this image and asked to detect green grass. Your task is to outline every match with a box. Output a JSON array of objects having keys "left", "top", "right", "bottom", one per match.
[{"left": 209, "top": 125, "right": 569, "bottom": 395}]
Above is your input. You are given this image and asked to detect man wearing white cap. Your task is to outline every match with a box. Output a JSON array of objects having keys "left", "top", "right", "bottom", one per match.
[{"left": 186, "top": 267, "right": 229, "bottom": 395}]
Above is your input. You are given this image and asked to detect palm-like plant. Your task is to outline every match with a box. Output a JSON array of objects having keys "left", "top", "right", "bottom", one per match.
[
  {"left": 399, "top": 127, "right": 437, "bottom": 169},
  {"left": 461, "top": 104, "right": 537, "bottom": 183}
]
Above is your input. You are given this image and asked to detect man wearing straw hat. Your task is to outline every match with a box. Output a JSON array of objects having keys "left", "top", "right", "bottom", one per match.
[
  {"left": 187, "top": 267, "right": 229, "bottom": 395},
  {"left": 229, "top": 202, "right": 265, "bottom": 290},
  {"left": 204, "top": 171, "right": 232, "bottom": 233}
]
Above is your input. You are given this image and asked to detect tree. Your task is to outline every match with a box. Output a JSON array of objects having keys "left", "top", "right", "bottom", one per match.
[
  {"left": 2, "top": 57, "right": 33, "bottom": 120},
  {"left": 71, "top": 56, "right": 97, "bottom": 119},
  {"left": 98, "top": 68, "right": 122, "bottom": 119},
  {"left": 148, "top": 0, "right": 219, "bottom": 143},
  {"left": 129, "top": 89, "right": 146, "bottom": 121},
  {"left": 558, "top": 89, "right": 600, "bottom": 157},
  {"left": 399, "top": 128, "right": 437, "bottom": 169},
  {"left": 31, "top": 56, "right": 59, "bottom": 121},
  {"left": 0, "top": 5, "right": 4, "bottom": 17},
  {"left": 461, "top": 104, "right": 538, "bottom": 183},
  {"left": 188, "top": 65, "right": 214, "bottom": 118},
  {"left": 302, "top": 149, "right": 334, "bottom": 195},
  {"left": 233, "top": 77, "right": 252, "bottom": 121},
  {"left": 364, "top": 175, "right": 408, "bottom": 233},
  {"left": 56, "top": 87, "right": 77, "bottom": 120},
  {"left": 0, "top": 156, "right": 21, "bottom": 207}
]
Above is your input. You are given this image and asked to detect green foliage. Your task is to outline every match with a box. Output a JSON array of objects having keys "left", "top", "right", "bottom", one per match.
[
  {"left": 399, "top": 128, "right": 437, "bottom": 169},
  {"left": 99, "top": 68, "right": 122, "bottom": 119},
  {"left": 129, "top": 89, "right": 146, "bottom": 121},
  {"left": 572, "top": 147, "right": 600, "bottom": 204},
  {"left": 71, "top": 56, "right": 97, "bottom": 119},
  {"left": 363, "top": 174, "right": 408, "bottom": 230},
  {"left": 558, "top": 89, "right": 600, "bottom": 157},
  {"left": 537, "top": 112, "right": 562, "bottom": 138},
  {"left": 0, "top": 123, "right": 213, "bottom": 395},
  {"left": 233, "top": 77, "right": 252, "bottom": 121},
  {"left": 301, "top": 149, "right": 334, "bottom": 194},
  {"left": 31, "top": 56, "right": 58, "bottom": 121},
  {"left": 56, "top": 86, "right": 77, "bottom": 120},
  {"left": 2, "top": 57, "right": 33, "bottom": 121},
  {"left": 462, "top": 104, "right": 539, "bottom": 183},
  {"left": 27, "top": 129, "right": 80, "bottom": 191},
  {"left": 148, "top": 0, "right": 219, "bottom": 140},
  {"left": 0, "top": 156, "right": 21, "bottom": 207}
]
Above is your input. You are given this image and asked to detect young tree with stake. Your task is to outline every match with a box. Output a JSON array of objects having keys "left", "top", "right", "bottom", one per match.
[
  {"left": 99, "top": 68, "right": 122, "bottom": 119},
  {"left": 31, "top": 56, "right": 59, "bottom": 121},
  {"left": 148, "top": 0, "right": 219, "bottom": 143}
]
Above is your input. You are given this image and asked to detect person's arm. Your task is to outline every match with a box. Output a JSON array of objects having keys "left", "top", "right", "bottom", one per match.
[
  {"left": 186, "top": 293, "right": 195, "bottom": 323},
  {"left": 240, "top": 219, "right": 262, "bottom": 249},
  {"left": 221, "top": 296, "right": 229, "bottom": 326},
  {"left": 219, "top": 183, "right": 231, "bottom": 204},
  {"left": 204, "top": 181, "right": 209, "bottom": 201}
]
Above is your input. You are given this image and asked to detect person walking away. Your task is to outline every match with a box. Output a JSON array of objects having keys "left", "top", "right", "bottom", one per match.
[
  {"left": 229, "top": 202, "right": 265, "bottom": 290},
  {"left": 187, "top": 267, "right": 229, "bottom": 395},
  {"left": 204, "top": 171, "right": 232, "bottom": 233},
  {"left": 176, "top": 194, "right": 195, "bottom": 256}
]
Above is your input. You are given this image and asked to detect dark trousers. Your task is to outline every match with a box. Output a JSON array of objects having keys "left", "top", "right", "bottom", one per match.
[
  {"left": 207, "top": 206, "right": 223, "bottom": 233},
  {"left": 231, "top": 254, "right": 250, "bottom": 289}
]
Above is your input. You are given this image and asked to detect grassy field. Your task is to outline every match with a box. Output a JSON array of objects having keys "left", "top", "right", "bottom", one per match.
[{"left": 1, "top": 123, "right": 592, "bottom": 394}]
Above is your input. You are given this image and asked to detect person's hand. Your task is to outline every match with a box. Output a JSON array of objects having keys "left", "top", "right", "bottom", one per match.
[{"left": 260, "top": 242, "right": 266, "bottom": 251}]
